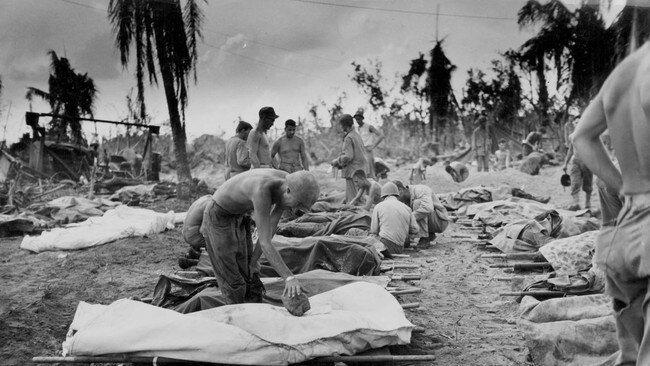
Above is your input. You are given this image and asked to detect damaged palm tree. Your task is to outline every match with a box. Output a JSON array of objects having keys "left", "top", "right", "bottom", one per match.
[
  {"left": 25, "top": 51, "right": 97, "bottom": 145},
  {"left": 426, "top": 40, "right": 457, "bottom": 140},
  {"left": 108, "top": 0, "right": 204, "bottom": 196}
]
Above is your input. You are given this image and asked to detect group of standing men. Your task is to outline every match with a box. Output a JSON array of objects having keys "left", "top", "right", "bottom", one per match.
[{"left": 224, "top": 106, "right": 309, "bottom": 180}]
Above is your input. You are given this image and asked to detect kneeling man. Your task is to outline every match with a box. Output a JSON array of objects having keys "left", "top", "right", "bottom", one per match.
[
  {"left": 370, "top": 182, "right": 419, "bottom": 256},
  {"left": 394, "top": 180, "right": 450, "bottom": 247},
  {"left": 200, "top": 169, "right": 320, "bottom": 304}
]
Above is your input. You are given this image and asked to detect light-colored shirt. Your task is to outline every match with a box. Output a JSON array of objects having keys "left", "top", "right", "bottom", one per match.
[
  {"left": 247, "top": 129, "right": 272, "bottom": 168},
  {"left": 225, "top": 136, "right": 250, "bottom": 174},
  {"left": 408, "top": 184, "right": 445, "bottom": 220},
  {"left": 370, "top": 196, "right": 419, "bottom": 246},
  {"left": 472, "top": 127, "right": 490, "bottom": 156},
  {"left": 358, "top": 123, "right": 377, "bottom": 148}
]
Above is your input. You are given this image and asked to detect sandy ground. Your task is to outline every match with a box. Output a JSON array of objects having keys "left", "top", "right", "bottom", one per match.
[{"left": 0, "top": 161, "right": 593, "bottom": 365}]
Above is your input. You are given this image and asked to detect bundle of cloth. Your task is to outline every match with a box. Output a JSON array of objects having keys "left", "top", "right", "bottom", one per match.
[
  {"left": 63, "top": 280, "right": 414, "bottom": 365},
  {"left": 276, "top": 211, "right": 371, "bottom": 237},
  {"left": 518, "top": 294, "right": 617, "bottom": 366}
]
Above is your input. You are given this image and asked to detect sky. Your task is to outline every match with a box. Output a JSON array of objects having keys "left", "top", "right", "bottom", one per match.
[{"left": 0, "top": 0, "right": 626, "bottom": 144}]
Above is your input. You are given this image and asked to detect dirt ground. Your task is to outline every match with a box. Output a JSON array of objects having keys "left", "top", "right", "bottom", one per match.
[{"left": 0, "top": 161, "right": 592, "bottom": 365}]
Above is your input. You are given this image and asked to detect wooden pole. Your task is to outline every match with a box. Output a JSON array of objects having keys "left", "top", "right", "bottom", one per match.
[
  {"left": 500, "top": 291, "right": 565, "bottom": 297},
  {"left": 33, "top": 354, "right": 436, "bottom": 364}
]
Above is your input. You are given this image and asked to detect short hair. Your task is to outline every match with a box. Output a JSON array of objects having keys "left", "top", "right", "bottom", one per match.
[
  {"left": 285, "top": 119, "right": 297, "bottom": 128},
  {"left": 236, "top": 121, "right": 253, "bottom": 133},
  {"left": 392, "top": 180, "right": 406, "bottom": 191},
  {"left": 352, "top": 169, "right": 367, "bottom": 180},
  {"left": 539, "top": 127, "right": 547, "bottom": 134},
  {"left": 498, "top": 138, "right": 507, "bottom": 144},
  {"left": 339, "top": 114, "right": 354, "bottom": 128}
]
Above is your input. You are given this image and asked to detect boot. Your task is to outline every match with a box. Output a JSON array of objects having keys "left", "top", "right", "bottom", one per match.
[
  {"left": 567, "top": 194, "right": 581, "bottom": 211},
  {"left": 584, "top": 192, "right": 592, "bottom": 210}
]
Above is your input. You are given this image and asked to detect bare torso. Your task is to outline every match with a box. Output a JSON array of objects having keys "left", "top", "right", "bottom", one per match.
[
  {"left": 602, "top": 42, "right": 650, "bottom": 194},
  {"left": 212, "top": 169, "right": 287, "bottom": 214},
  {"left": 274, "top": 136, "right": 304, "bottom": 166}
]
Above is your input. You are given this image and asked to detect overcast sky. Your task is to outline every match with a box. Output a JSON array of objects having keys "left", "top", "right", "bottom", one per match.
[{"left": 0, "top": 0, "right": 622, "bottom": 144}]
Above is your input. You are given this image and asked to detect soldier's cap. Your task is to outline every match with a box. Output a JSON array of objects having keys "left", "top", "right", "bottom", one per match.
[
  {"left": 259, "top": 106, "right": 279, "bottom": 119},
  {"left": 353, "top": 112, "right": 364, "bottom": 119},
  {"left": 286, "top": 171, "right": 320, "bottom": 212}
]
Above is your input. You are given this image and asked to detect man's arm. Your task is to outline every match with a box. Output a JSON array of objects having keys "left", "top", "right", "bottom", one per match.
[
  {"left": 248, "top": 131, "right": 261, "bottom": 168},
  {"left": 236, "top": 140, "right": 251, "bottom": 168},
  {"left": 369, "top": 125, "right": 385, "bottom": 150},
  {"left": 349, "top": 186, "right": 365, "bottom": 206},
  {"left": 408, "top": 211, "right": 420, "bottom": 240},
  {"left": 563, "top": 143, "right": 574, "bottom": 171},
  {"left": 572, "top": 91, "right": 623, "bottom": 194},
  {"left": 299, "top": 139, "right": 310, "bottom": 170},
  {"left": 270, "top": 138, "right": 281, "bottom": 169},
  {"left": 362, "top": 184, "right": 379, "bottom": 211},
  {"left": 369, "top": 207, "right": 379, "bottom": 235},
  {"left": 505, "top": 150, "right": 511, "bottom": 168}
]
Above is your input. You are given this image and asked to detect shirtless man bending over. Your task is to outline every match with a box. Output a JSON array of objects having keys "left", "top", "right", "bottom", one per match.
[
  {"left": 572, "top": 41, "right": 650, "bottom": 365},
  {"left": 200, "top": 169, "right": 320, "bottom": 305},
  {"left": 349, "top": 169, "right": 382, "bottom": 211}
]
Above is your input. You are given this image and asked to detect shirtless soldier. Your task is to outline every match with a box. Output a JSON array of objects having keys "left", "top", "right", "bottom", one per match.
[
  {"left": 271, "top": 119, "right": 309, "bottom": 173},
  {"left": 200, "top": 169, "right": 320, "bottom": 305},
  {"left": 248, "top": 106, "right": 278, "bottom": 168},
  {"left": 572, "top": 41, "right": 650, "bottom": 365}
]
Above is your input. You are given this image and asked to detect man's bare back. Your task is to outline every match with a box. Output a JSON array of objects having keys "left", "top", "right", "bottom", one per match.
[{"left": 213, "top": 168, "right": 287, "bottom": 214}]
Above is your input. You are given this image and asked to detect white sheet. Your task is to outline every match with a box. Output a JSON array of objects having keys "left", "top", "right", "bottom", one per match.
[
  {"left": 63, "top": 282, "right": 413, "bottom": 365},
  {"left": 20, "top": 206, "right": 183, "bottom": 253}
]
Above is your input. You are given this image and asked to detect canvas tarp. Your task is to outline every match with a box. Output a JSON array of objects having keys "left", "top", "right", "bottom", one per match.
[
  {"left": 277, "top": 212, "right": 371, "bottom": 237},
  {"left": 154, "top": 269, "right": 391, "bottom": 313},
  {"left": 63, "top": 282, "right": 413, "bottom": 365},
  {"left": 539, "top": 230, "right": 599, "bottom": 276},
  {"left": 195, "top": 234, "right": 383, "bottom": 278},
  {"left": 518, "top": 294, "right": 617, "bottom": 366},
  {"left": 20, "top": 206, "right": 185, "bottom": 253}
]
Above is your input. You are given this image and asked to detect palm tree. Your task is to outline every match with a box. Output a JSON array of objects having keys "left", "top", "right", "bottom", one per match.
[
  {"left": 426, "top": 40, "right": 457, "bottom": 138},
  {"left": 108, "top": 0, "right": 204, "bottom": 186},
  {"left": 25, "top": 50, "right": 97, "bottom": 145}
]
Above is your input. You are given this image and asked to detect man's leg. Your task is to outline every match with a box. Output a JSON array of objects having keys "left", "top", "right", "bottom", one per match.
[
  {"left": 581, "top": 164, "right": 594, "bottom": 209},
  {"left": 200, "top": 201, "right": 247, "bottom": 304},
  {"left": 605, "top": 273, "right": 644, "bottom": 365},
  {"left": 476, "top": 155, "right": 484, "bottom": 172},
  {"left": 345, "top": 178, "right": 357, "bottom": 203},
  {"left": 569, "top": 162, "right": 582, "bottom": 210},
  {"left": 366, "top": 149, "right": 375, "bottom": 179},
  {"left": 482, "top": 155, "right": 489, "bottom": 172}
]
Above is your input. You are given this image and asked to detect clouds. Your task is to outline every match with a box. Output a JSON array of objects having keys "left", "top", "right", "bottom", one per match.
[{"left": 0, "top": 0, "right": 538, "bottom": 144}]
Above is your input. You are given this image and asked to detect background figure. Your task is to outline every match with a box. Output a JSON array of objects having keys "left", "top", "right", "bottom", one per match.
[
  {"left": 494, "top": 138, "right": 511, "bottom": 171},
  {"left": 248, "top": 106, "right": 278, "bottom": 168},
  {"left": 331, "top": 114, "right": 367, "bottom": 203},
  {"left": 370, "top": 182, "right": 419, "bottom": 257},
  {"left": 354, "top": 111, "right": 384, "bottom": 179},
  {"left": 444, "top": 161, "right": 469, "bottom": 183},
  {"left": 224, "top": 121, "right": 253, "bottom": 180},
  {"left": 180, "top": 195, "right": 212, "bottom": 267},
  {"left": 522, "top": 127, "right": 545, "bottom": 157},
  {"left": 394, "top": 180, "right": 450, "bottom": 249},
  {"left": 349, "top": 169, "right": 382, "bottom": 211},
  {"left": 472, "top": 115, "right": 491, "bottom": 172},
  {"left": 374, "top": 157, "right": 390, "bottom": 180},
  {"left": 271, "top": 119, "right": 309, "bottom": 173},
  {"left": 564, "top": 116, "right": 593, "bottom": 210},
  {"left": 409, "top": 157, "right": 435, "bottom": 185}
]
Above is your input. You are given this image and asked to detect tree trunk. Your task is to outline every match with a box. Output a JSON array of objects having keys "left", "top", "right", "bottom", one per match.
[
  {"left": 157, "top": 57, "right": 193, "bottom": 193},
  {"left": 535, "top": 55, "right": 549, "bottom": 126}
]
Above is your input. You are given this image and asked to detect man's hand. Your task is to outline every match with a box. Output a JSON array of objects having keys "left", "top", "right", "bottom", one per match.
[{"left": 283, "top": 276, "right": 305, "bottom": 297}]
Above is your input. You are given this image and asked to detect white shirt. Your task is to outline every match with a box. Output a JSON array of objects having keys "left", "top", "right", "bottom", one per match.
[{"left": 370, "top": 196, "right": 419, "bottom": 245}]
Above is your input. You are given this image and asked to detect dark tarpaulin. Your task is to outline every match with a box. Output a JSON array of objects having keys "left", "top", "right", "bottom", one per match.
[
  {"left": 153, "top": 269, "right": 388, "bottom": 314},
  {"left": 277, "top": 212, "right": 371, "bottom": 237}
]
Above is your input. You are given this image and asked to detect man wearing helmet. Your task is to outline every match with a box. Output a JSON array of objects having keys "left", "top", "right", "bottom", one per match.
[
  {"left": 200, "top": 169, "right": 320, "bottom": 306},
  {"left": 370, "top": 182, "right": 419, "bottom": 256}
]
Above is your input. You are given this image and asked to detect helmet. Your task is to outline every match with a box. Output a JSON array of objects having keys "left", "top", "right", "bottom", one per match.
[
  {"left": 285, "top": 171, "right": 320, "bottom": 211},
  {"left": 381, "top": 182, "right": 399, "bottom": 198},
  {"left": 560, "top": 173, "right": 571, "bottom": 187}
]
